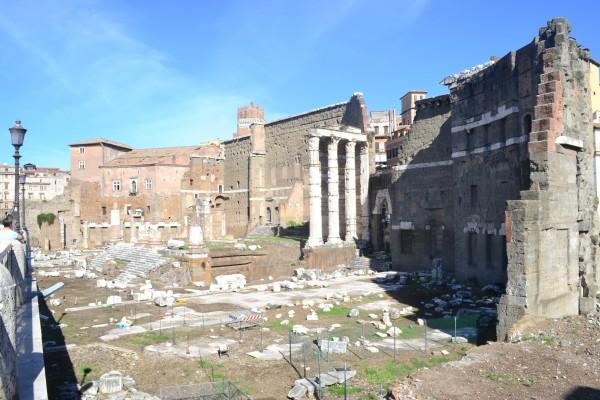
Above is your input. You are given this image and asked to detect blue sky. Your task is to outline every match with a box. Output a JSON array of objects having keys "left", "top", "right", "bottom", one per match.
[{"left": 0, "top": 0, "right": 597, "bottom": 169}]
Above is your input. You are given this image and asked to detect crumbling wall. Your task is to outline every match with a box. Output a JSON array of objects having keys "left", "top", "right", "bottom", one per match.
[
  {"left": 25, "top": 191, "right": 76, "bottom": 250},
  {"left": 497, "top": 18, "right": 599, "bottom": 339}
]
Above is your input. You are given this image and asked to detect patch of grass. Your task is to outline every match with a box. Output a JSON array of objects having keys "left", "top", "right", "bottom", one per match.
[
  {"left": 267, "top": 320, "right": 291, "bottom": 330},
  {"left": 317, "top": 306, "right": 351, "bottom": 317},
  {"left": 113, "top": 258, "right": 128, "bottom": 266},
  {"left": 455, "top": 346, "right": 468, "bottom": 357},
  {"left": 246, "top": 234, "right": 307, "bottom": 244},
  {"left": 327, "top": 384, "right": 362, "bottom": 395},
  {"left": 206, "top": 241, "right": 234, "bottom": 250},
  {"left": 521, "top": 335, "right": 555, "bottom": 345},
  {"left": 363, "top": 359, "right": 430, "bottom": 384},
  {"left": 520, "top": 378, "right": 534, "bottom": 387},
  {"left": 198, "top": 358, "right": 225, "bottom": 382},
  {"left": 128, "top": 331, "right": 171, "bottom": 346},
  {"left": 485, "top": 372, "right": 516, "bottom": 383},
  {"left": 428, "top": 357, "right": 450, "bottom": 365},
  {"left": 397, "top": 325, "right": 425, "bottom": 339},
  {"left": 410, "top": 358, "right": 428, "bottom": 369},
  {"left": 198, "top": 358, "right": 222, "bottom": 370}
]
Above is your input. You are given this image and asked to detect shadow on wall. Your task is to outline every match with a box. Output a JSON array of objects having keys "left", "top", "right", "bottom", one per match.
[
  {"left": 563, "top": 387, "right": 600, "bottom": 400},
  {"left": 38, "top": 296, "right": 79, "bottom": 399},
  {"left": 0, "top": 307, "right": 17, "bottom": 400},
  {"left": 369, "top": 112, "right": 456, "bottom": 274}
]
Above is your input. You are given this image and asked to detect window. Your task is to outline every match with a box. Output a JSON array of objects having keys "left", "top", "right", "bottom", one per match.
[
  {"left": 112, "top": 180, "right": 121, "bottom": 191},
  {"left": 378, "top": 142, "right": 385, "bottom": 152},
  {"left": 523, "top": 114, "right": 532, "bottom": 135},
  {"left": 499, "top": 118, "right": 507, "bottom": 143},
  {"left": 78, "top": 160, "right": 85, "bottom": 169},
  {"left": 130, "top": 180, "right": 137, "bottom": 194},
  {"left": 470, "top": 185, "right": 478, "bottom": 208},
  {"left": 126, "top": 206, "right": 132, "bottom": 215},
  {"left": 147, "top": 205, "right": 151, "bottom": 214},
  {"left": 266, "top": 207, "right": 272, "bottom": 224},
  {"left": 384, "top": 126, "right": 389, "bottom": 134},
  {"left": 486, "top": 234, "right": 493, "bottom": 268},
  {"left": 468, "top": 233, "right": 477, "bottom": 266},
  {"left": 101, "top": 206, "right": 107, "bottom": 216},
  {"left": 466, "top": 129, "right": 473, "bottom": 151},
  {"left": 218, "top": 184, "right": 224, "bottom": 193},
  {"left": 374, "top": 126, "right": 380, "bottom": 134},
  {"left": 399, "top": 230, "right": 414, "bottom": 254},
  {"left": 145, "top": 178, "right": 152, "bottom": 190},
  {"left": 79, "top": 147, "right": 85, "bottom": 154}
]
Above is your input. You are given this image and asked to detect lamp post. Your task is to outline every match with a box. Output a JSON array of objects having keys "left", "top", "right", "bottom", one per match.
[
  {"left": 9, "top": 120, "right": 26, "bottom": 231},
  {"left": 19, "top": 174, "right": 26, "bottom": 230}
]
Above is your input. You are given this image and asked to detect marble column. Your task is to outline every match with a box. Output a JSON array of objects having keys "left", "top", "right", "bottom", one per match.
[
  {"left": 359, "top": 143, "right": 370, "bottom": 242},
  {"left": 344, "top": 140, "right": 357, "bottom": 242},
  {"left": 307, "top": 136, "right": 323, "bottom": 247},
  {"left": 327, "top": 137, "right": 342, "bottom": 244}
]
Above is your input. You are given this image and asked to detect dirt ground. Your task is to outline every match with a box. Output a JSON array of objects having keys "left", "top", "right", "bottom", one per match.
[
  {"left": 36, "top": 267, "right": 600, "bottom": 400},
  {"left": 404, "top": 315, "right": 600, "bottom": 400}
]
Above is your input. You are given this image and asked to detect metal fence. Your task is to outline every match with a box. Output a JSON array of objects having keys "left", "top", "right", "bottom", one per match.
[{"left": 160, "top": 381, "right": 250, "bottom": 400}]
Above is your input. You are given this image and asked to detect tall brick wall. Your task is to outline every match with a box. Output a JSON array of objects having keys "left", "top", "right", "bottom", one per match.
[
  {"left": 223, "top": 137, "right": 252, "bottom": 237},
  {"left": 498, "top": 18, "right": 599, "bottom": 338},
  {"left": 450, "top": 48, "right": 532, "bottom": 285}
]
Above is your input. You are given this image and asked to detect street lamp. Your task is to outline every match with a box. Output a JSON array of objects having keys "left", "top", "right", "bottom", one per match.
[{"left": 9, "top": 120, "right": 27, "bottom": 230}]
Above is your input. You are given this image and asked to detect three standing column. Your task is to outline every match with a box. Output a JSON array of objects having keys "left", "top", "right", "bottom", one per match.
[{"left": 307, "top": 136, "right": 323, "bottom": 247}]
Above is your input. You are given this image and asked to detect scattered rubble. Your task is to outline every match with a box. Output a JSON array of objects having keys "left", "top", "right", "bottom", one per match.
[{"left": 288, "top": 369, "right": 356, "bottom": 399}]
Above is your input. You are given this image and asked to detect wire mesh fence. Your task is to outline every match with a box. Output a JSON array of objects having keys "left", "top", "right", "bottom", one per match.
[{"left": 160, "top": 381, "right": 250, "bottom": 400}]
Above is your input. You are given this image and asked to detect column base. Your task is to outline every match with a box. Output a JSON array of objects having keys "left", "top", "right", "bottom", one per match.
[
  {"left": 326, "top": 237, "right": 343, "bottom": 245},
  {"left": 306, "top": 237, "right": 323, "bottom": 248}
]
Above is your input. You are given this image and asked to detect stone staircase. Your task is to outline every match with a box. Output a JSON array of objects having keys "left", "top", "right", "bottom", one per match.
[
  {"left": 347, "top": 255, "right": 392, "bottom": 271},
  {"left": 89, "top": 243, "right": 166, "bottom": 286},
  {"left": 348, "top": 256, "right": 371, "bottom": 270}
]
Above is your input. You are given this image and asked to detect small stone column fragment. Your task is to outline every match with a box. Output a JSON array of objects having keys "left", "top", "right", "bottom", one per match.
[
  {"left": 327, "top": 137, "right": 342, "bottom": 244},
  {"left": 345, "top": 140, "right": 357, "bottom": 242},
  {"left": 359, "top": 143, "right": 370, "bottom": 242},
  {"left": 307, "top": 136, "right": 323, "bottom": 247}
]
